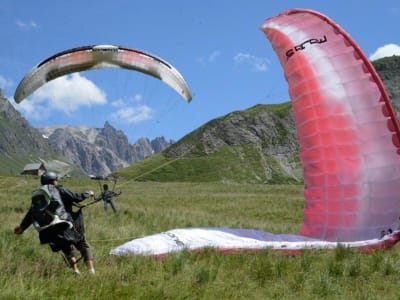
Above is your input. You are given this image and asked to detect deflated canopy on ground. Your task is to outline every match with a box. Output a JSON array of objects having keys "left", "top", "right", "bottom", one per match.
[
  {"left": 112, "top": 9, "right": 400, "bottom": 256},
  {"left": 14, "top": 45, "right": 192, "bottom": 103}
]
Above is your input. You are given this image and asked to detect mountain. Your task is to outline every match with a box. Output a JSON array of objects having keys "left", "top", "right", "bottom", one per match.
[
  {"left": 115, "top": 56, "right": 400, "bottom": 183},
  {"left": 38, "top": 122, "right": 173, "bottom": 177},
  {"left": 0, "top": 90, "right": 171, "bottom": 177},
  {"left": 0, "top": 90, "right": 80, "bottom": 176},
  {"left": 115, "top": 103, "right": 303, "bottom": 183}
]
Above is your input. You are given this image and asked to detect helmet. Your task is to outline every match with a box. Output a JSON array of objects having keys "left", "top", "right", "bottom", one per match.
[{"left": 40, "top": 171, "right": 58, "bottom": 185}]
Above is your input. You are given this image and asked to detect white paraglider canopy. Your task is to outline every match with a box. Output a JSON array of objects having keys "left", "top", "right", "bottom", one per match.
[{"left": 14, "top": 45, "right": 192, "bottom": 103}]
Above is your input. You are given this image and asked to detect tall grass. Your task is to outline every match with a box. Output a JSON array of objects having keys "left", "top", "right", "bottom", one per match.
[{"left": 2, "top": 175, "right": 400, "bottom": 299}]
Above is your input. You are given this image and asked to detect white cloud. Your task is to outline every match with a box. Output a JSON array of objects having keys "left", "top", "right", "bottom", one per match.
[
  {"left": 16, "top": 20, "right": 38, "bottom": 30},
  {"left": 196, "top": 50, "right": 221, "bottom": 65},
  {"left": 0, "top": 75, "right": 13, "bottom": 89},
  {"left": 133, "top": 94, "right": 143, "bottom": 102},
  {"left": 16, "top": 73, "right": 106, "bottom": 119},
  {"left": 110, "top": 94, "right": 152, "bottom": 123},
  {"left": 111, "top": 99, "right": 125, "bottom": 108},
  {"left": 111, "top": 104, "right": 152, "bottom": 123},
  {"left": 12, "top": 73, "right": 154, "bottom": 126},
  {"left": 369, "top": 44, "right": 400, "bottom": 61},
  {"left": 234, "top": 53, "right": 269, "bottom": 72},
  {"left": 112, "top": 94, "right": 142, "bottom": 108},
  {"left": 15, "top": 98, "right": 47, "bottom": 120},
  {"left": 208, "top": 51, "right": 221, "bottom": 62}
]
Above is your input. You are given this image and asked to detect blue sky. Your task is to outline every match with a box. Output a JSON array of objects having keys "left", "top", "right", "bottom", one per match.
[{"left": 0, "top": 1, "right": 399, "bottom": 143}]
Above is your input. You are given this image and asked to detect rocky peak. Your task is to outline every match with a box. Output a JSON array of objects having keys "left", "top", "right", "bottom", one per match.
[
  {"left": 96, "top": 121, "right": 132, "bottom": 162},
  {"left": 166, "top": 104, "right": 297, "bottom": 158},
  {"left": 151, "top": 136, "right": 173, "bottom": 153}
]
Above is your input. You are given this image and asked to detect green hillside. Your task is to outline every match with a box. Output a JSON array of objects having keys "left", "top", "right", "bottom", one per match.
[
  {"left": 115, "top": 145, "right": 299, "bottom": 183},
  {"left": 114, "top": 102, "right": 301, "bottom": 184}
]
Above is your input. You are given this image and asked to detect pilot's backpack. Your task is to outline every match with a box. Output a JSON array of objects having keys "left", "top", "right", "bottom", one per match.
[{"left": 30, "top": 185, "right": 72, "bottom": 232}]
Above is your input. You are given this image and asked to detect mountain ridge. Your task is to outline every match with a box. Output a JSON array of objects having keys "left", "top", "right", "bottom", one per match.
[{"left": 37, "top": 122, "right": 173, "bottom": 177}]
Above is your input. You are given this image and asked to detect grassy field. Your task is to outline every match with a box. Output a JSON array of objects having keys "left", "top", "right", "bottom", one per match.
[{"left": 2, "top": 175, "right": 400, "bottom": 299}]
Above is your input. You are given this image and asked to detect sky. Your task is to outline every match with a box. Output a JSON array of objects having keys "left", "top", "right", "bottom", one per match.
[{"left": 0, "top": 1, "right": 399, "bottom": 143}]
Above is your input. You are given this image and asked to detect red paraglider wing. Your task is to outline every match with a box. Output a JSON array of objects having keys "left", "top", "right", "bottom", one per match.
[{"left": 261, "top": 9, "right": 400, "bottom": 242}]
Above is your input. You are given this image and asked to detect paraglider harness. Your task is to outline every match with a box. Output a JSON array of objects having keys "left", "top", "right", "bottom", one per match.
[
  {"left": 31, "top": 185, "right": 72, "bottom": 233},
  {"left": 30, "top": 185, "right": 82, "bottom": 253},
  {"left": 94, "top": 176, "right": 118, "bottom": 194},
  {"left": 91, "top": 176, "right": 121, "bottom": 205}
]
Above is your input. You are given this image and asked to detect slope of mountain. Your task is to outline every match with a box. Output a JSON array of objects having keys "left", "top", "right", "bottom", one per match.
[
  {"left": 115, "top": 56, "right": 400, "bottom": 183},
  {"left": 0, "top": 90, "right": 80, "bottom": 175}
]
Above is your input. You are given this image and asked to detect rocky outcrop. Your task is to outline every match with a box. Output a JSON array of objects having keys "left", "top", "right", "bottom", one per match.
[{"left": 166, "top": 104, "right": 297, "bottom": 157}]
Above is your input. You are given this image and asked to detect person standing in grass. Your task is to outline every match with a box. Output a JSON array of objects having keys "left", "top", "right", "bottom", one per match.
[
  {"left": 95, "top": 183, "right": 121, "bottom": 213},
  {"left": 14, "top": 171, "right": 96, "bottom": 275}
]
